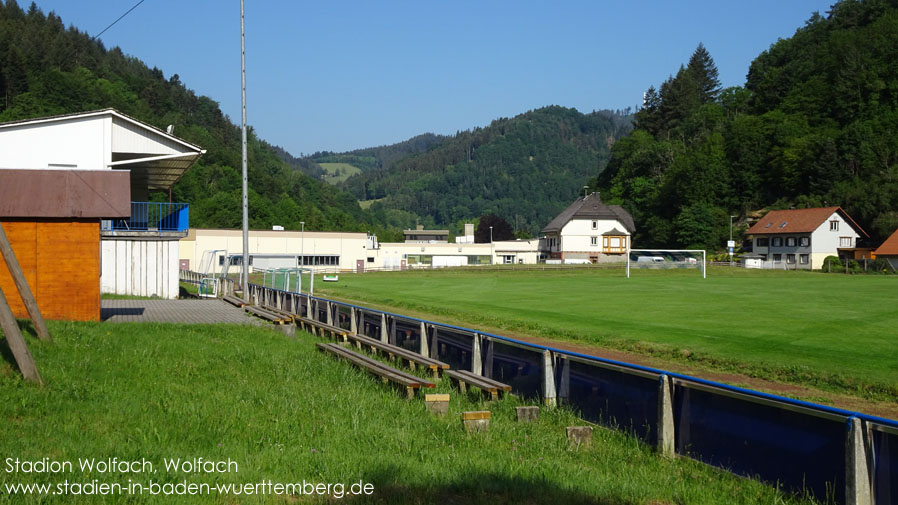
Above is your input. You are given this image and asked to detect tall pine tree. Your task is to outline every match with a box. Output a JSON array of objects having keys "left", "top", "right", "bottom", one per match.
[{"left": 687, "top": 42, "right": 721, "bottom": 104}]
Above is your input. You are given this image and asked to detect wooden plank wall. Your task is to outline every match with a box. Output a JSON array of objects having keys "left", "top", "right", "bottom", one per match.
[{"left": 0, "top": 219, "right": 100, "bottom": 321}]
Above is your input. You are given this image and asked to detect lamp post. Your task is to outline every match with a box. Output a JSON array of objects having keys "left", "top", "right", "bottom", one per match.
[
  {"left": 489, "top": 226, "right": 494, "bottom": 265},
  {"left": 729, "top": 215, "right": 736, "bottom": 266}
]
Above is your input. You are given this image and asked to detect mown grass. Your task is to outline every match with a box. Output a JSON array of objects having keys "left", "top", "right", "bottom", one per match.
[
  {"left": 319, "top": 162, "right": 362, "bottom": 185},
  {"left": 316, "top": 266, "right": 898, "bottom": 403},
  {"left": 1, "top": 322, "right": 823, "bottom": 504}
]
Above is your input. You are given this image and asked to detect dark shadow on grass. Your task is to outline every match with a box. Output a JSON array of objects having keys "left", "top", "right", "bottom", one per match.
[
  {"left": 339, "top": 465, "right": 633, "bottom": 505},
  {"left": 0, "top": 318, "right": 39, "bottom": 371}
]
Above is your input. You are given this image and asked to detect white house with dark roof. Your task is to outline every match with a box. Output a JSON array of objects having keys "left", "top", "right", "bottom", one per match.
[
  {"left": 745, "top": 207, "right": 868, "bottom": 270},
  {"left": 540, "top": 192, "right": 635, "bottom": 264}
]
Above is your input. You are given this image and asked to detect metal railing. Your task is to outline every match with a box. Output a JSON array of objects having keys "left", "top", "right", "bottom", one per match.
[
  {"left": 103, "top": 202, "right": 189, "bottom": 232},
  {"left": 248, "top": 282, "right": 898, "bottom": 505}
]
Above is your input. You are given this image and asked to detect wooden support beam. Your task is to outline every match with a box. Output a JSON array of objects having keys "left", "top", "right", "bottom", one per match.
[
  {"left": 0, "top": 224, "right": 50, "bottom": 342},
  {"left": 0, "top": 284, "right": 43, "bottom": 384}
]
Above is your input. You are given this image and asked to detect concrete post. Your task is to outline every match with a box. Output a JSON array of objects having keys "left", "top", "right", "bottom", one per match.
[
  {"left": 380, "top": 313, "right": 388, "bottom": 343},
  {"left": 846, "top": 417, "right": 873, "bottom": 505},
  {"left": 420, "top": 322, "right": 429, "bottom": 357},
  {"left": 658, "top": 374, "right": 675, "bottom": 458},
  {"left": 326, "top": 301, "right": 333, "bottom": 326},
  {"left": 472, "top": 334, "right": 483, "bottom": 375},
  {"left": 542, "top": 349, "right": 557, "bottom": 408},
  {"left": 350, "top": 307, "right": 358, "bottom": 334}
]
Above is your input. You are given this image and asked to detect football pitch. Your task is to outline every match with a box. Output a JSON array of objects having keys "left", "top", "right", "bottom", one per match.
[{"left": 318, "top": 267, "right": 898, "bottom": 403}]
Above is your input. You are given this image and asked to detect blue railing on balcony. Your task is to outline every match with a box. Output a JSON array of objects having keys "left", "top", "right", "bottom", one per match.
[{"left": 103, "top": 202, "right": 189, "bottom": 232}]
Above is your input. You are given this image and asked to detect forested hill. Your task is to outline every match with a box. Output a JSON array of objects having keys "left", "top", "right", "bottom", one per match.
[
  {"left": 596, "top": 0, "right": 898, "bottom": 250},
  {"left": 340, "top": 106, "right": 633, "bottom": 235},
  {"left": 0, "top": 1, "right": 378, "bottom": 234},
  {"left": 312, "top": 133, "right": 448, "bottom": 173}
]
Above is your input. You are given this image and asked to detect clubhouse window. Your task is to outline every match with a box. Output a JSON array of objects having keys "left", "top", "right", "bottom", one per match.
[
  {"left": 830, "top": 220, "right": 839, "bottom": 231},
  {"left": 756, "top": 238, "right": 769, "bottom": 247},
  {"left": 840, "top": 237, "right": 853, "bottom": 247},
  {"left": 591, "top": 220, "right": 598, "bottom": 230},
  {"left": 590, "top": 236, "right": 598, "bottom": 246},
  {"left": 772, "top": 237, "right": 783, "bottom": 247},
  {"left": 773, "top": 254, "right": 782, "bottom": 262},
  {"left": 786, "top": 237, "right": 796, "bottom": 247},
  {"left": 800, "top": 237, "right": 810, "bottom": 247},
  {"left": 786, "top": 254, "right": 796, "bottom": 264},
  {"left": 800, "top": 254, "right": 809, "bottom": 264}
]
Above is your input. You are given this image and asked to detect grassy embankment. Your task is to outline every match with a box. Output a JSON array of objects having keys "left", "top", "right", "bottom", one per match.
[
  {"left": 0, "top": 321, "right": 822, "bottom": 504},
  {"left": 316, "top": 266, "right": 898, "bottom": 403}
]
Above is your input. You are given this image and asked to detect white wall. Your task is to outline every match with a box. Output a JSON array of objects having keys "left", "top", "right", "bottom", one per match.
[
  {"left": 101, "top": 239, "right": 180, "bottom": 299},
  {"left": 559, "top": 218, "right": 630, "bottom": 253},
  {"left": 810, "top": 211, "right": 860, "bottom": 268},
  {"left": 180, "top": 229, "right": 369, "bottom": 272},
  {"left": 0, "top": 116, "right": 111, "bottom": 169}
]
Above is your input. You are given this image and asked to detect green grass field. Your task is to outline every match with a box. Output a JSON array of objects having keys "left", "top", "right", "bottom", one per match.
[
  {"left": 0, "top": 322, "right": 820, "bottom": 504},
  {"left": 319, "top": 162, "right": 361, "bottom": 185},
  {"left": 317, "top": 267, "right": 898, "bottom": 403}
]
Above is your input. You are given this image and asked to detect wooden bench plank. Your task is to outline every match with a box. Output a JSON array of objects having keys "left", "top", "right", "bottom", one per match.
[
  {"left": 445, "top": 369, "right": 512, "bottom": 400},
  {"left": 244, "top": 306, "right": 288, "bottom": 324},
  {"left": 297, "top": 316, "right": 349, "bottom": 339},
  {"left": 260, "top": 304, "right": 296, "bottom": 322},
  {"left": 348, "top": 333, "right": 449, "bottom": 379},
  {"left": 316, "top": 342, "right": 435, "bottom": 398},
  {"left": 223, "top": 295, "right": 247, "bottom": 308}
]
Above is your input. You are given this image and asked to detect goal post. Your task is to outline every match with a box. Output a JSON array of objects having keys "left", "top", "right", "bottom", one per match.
[{"left": 626, "top": 249, "right": 706, "bottom": 278}]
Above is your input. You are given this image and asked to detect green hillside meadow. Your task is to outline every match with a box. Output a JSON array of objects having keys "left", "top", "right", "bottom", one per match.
[
  {"left": 0, "top": 322, "right": 819, "bottom": 504},
  {"left": 318, "top": 267, "right": 898, "bottom": 402},
  {"left": 319, "top": 163, "right": 362, "bottom": 185}
]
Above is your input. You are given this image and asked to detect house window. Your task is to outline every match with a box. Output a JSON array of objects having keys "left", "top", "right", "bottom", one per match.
[
  {"left": 771, "top": 237, "right": 783, "bottom": 247},
  {"left": 799, "top": 237, "right": 810, "bottom": 247},
  {"left": 840, "top": 237, "right": 853, "bottom": 248},
  {"left": 786, "top": 254, "right": 796, "bottom": 264},
  {"left": 367, "top": 257, "right": 374, "bottom": 263},
  {"left": 830, "top": 220, "right": 839, "bottom": 231},
  {"left": 503, "top": 255, "right": 515, "bottom": 264},
  {"left": 756, "top": 238, "right": 769, "bottom": 247},
  {"left": 773, "top": 254, "right": 782, "bottom": 262},
  {"left": 591, "top": 220, "right": 598, "bottom": 230},
  {"left": 590, "top": 236, "right": 598, "bottom": 246},
  {"left": 800, "top": 254, "right": 809, "bottom": 264},
  {"left": 786, "top": 237, "right": 796, "bottom": 247}
]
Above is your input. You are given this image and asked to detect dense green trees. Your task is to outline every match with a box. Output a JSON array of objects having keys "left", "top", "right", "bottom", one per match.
[
  {"left": 598, "top": 0, "right": 898, "bottom": 250},
  {"left": 474, "top": 214, "right": 514, "bottom": 243},
  {"left": 341, "top": 106, "right": 632, "bottom": 236},
  {"left": 0, "top": 0, "right": 381, "bottom": 235}
]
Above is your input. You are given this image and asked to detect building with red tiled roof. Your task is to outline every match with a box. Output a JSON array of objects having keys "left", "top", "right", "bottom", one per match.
[
  {"left": 872, "top": 228, "right": 898, "bottom": 271},
  {"left": 746, "top": 207, "right": 868, "bottom": 270}
]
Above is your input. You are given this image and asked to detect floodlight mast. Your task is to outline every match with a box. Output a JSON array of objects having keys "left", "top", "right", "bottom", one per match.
[{"left": 240, "top": 0, "right": 249, "bottom": 302}]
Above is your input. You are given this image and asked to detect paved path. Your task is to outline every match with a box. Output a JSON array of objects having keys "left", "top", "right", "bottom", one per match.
[{"left": 101, "top": 299, "right": 261, "bottom": 325}]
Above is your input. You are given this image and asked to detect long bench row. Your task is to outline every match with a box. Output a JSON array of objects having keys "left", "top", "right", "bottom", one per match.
[
  {"left": 239, "top": 300, "right": 512, "bottom": 400},
  {"left": 290, "top": 311, "right": 509, "bottom": 400}
]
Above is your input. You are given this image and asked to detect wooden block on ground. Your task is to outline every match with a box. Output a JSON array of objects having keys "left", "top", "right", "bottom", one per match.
[
  {"left": 425, "top": 394, "right": 450, "bottom": 416},
  {"left": 278, "top": 324, "right": 296, "bottom": 339},
  {"left": 515, "top": 406, "right": 539, "bottom": 423},
  {"left": 462, "top": 411, "right": 491, "bottom": 433},
  {"left": 566, "top": 426, "right": 593, "bottom": 448}
]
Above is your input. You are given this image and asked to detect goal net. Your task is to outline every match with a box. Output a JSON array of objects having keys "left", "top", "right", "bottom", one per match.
[
  {"left": 626, "top": 249, "right": 706, "bottom": 278},
  {"left": 259, "top": 267, "right": 315, "bottom": 296}
]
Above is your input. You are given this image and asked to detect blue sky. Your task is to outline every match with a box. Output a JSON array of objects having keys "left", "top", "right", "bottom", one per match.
[{"left": 33, "top": 1, "right": 834, "bottom": 155}]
